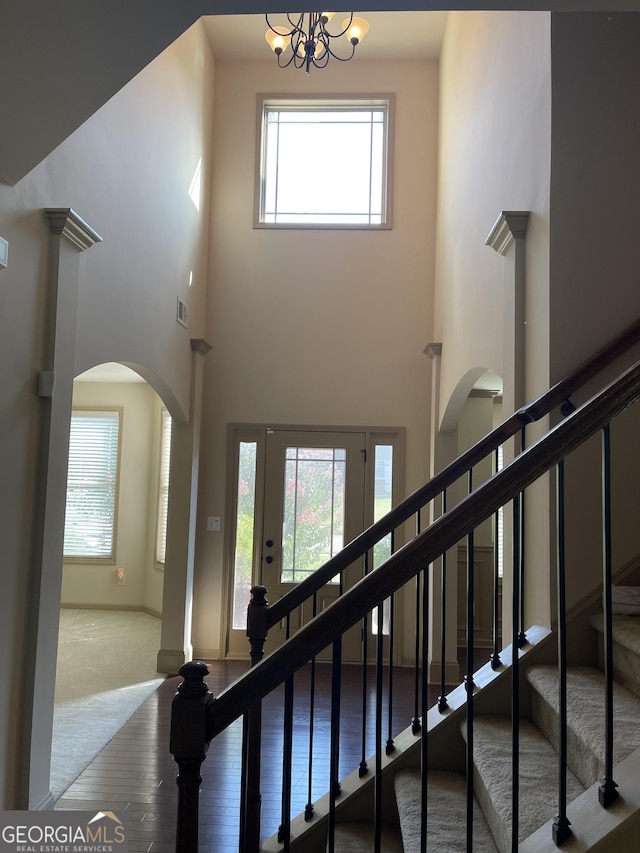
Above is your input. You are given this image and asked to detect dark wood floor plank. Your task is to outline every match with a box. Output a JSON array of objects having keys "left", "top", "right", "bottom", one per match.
[{"left": 55, "top": 658, "right": 443, "bottom": 848}]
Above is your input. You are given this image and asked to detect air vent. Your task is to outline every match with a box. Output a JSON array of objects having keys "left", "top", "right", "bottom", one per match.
[{"left": 177, "top": 297, "right": 188, "bottom": 328}]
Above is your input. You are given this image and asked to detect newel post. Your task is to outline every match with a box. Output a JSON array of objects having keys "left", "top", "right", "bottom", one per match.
[
  {"left": 242, "top": 585, "right": 269, "bottom": 853},
  {"left": 170, "top": 661, "right": 213, "bottom": 853}
]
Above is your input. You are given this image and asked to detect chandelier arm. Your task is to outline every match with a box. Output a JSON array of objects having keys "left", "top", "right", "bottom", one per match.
[
  {"left": 321, "top": 42, "right": 358, "bottom": 63},
  {"left": 277, "top": 51, "right": 297, "bottom": 70},
  {"left": 322, "top": 12, "right": 353, "bottom": 40},
  {"left": 310, "top": 51, "right": 331, "bottom": 70},
  {"left": 286, "top": 13, "right": 304, "bottom": 32},
  {"left": 265, "top": 12, "right": 303, "bottom": 38}
]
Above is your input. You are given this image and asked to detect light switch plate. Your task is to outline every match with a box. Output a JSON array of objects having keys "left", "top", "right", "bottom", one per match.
[{"left": 0, "top": 237, "right": 7, "bottom": 269}]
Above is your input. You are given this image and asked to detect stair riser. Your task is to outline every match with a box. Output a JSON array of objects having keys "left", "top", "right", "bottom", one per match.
[
  {"left": 600, "top": 640, "right": 640, "bottom": 701},
  {"left": 469, "top": 765, "right": 510, "bottom": 853},
  {"left": 530, "top": 690, "right": 603, "bottom": 789}
]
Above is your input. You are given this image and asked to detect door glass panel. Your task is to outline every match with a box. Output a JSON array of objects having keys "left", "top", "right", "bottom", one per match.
[
  {"left": 232, "top": 441, "right": 258, "bottom": 629},
  {"left": 373, "top": 444, "right": 393, "bottom": 569},
  {"left": 372, "top": 444, "right": 394, "bottom": 635},
  {"left": 281, "top": 447, "right": 346, "bottom": 583}
]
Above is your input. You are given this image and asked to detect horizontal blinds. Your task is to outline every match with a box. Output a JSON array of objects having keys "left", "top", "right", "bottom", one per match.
[
  {"left": 155, "top": 408, "right": 172, "bottom": 565},
  {"left": 64, "top": 409, "right": 120, "bottom": 559}
]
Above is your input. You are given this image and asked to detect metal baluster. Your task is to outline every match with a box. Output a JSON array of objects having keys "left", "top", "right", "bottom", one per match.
[
  {"left": 438, "top": 489, "right": 449, "bottom": 713},
  {"left": 386, "top": 529, "right": 396, "bottom": 755},
  {"left": 374, "top": 601, "right": 384, "bottom": 853},
  {"left": 278, "top": 675, "right": 294, "bottom": 850},
  {"left": 239, "top": 711, "right": 248, "bottom": 853},
  {"left": 466, "top": 470, "right": 474, "bottom": 853},
  {"left": 279, "top": 607, "right": 292, "bottom": 846},
  {"left": 491, "top": 447, "right": 503, "bottom": 670},
  {"left": 360, "top": 551, "right": 370, "bottom": 778},
  {"left": 518, "top": 426, "right": 528, "bottom": 647},
  {"left": 327, "top": 637, "right": 342, "bottom": 853},
  {"left": 412, "top": 510, "right": 422, "bottom": 734},
  {"left": 552, "top": 461, "right": 572, "bottom": 844},
  {"left": 511, "top": 494, "right": 520, "bottom": 852},
  {"left": 305, "top": 593, "right": 318, "bottom": 819},
  {"left": 599, "top": 423, "right": 619, "bottom": 808},
  {"left": 420, "top": 562, "right": 430, "bottom": 853}
]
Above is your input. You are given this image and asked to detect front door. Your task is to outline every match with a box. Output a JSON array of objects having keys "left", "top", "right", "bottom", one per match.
[
  {"left": 261, "top": 429, "right": 366, "bottom": 659},
  {"left": 225, "top": 426, "right": 401, "bottom": 663}
]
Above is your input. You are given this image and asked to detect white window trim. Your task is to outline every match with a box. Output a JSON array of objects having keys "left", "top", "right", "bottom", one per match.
[
  {"left": 63, "top": 407, "right": 122, "bottom": 563},
  {"left": 254, "top": 93, "right": 395, "bottom": 230}
]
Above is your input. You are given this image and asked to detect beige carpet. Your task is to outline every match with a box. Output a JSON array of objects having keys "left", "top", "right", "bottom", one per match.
[{"left": 51, "top": 608, "right": 165, "bottom": 799}]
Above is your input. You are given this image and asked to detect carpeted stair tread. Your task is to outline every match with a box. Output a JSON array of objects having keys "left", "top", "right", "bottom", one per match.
[
  {"left": 394, "top": 768, "right": 498, "bottom": 853},
  {"left": 526, "top": 664, "right": 640, "bottom": 785},
  {"left": 463, "top": 715, "right": 585, "bottom": 850},
  {"left": 333, "top": 822, "right": 402, "bottom": 853}
]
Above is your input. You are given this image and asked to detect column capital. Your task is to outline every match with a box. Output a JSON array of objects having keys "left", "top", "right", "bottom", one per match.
[
  {"left": 424, "top": 342, "right": 442, "bottom": 360},
  {"left": 44, "top": 208, "right": 102, "bottom": 252},
  {"left": 190, "top": 338, "right": 213, "bottom": 356},
  {"left": 485, "top": 210, "right": 530, "bottom": 256}
]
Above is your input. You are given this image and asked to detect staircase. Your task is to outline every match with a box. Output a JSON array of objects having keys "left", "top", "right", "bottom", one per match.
[
  {"left": 170, "top": 321, "right": 640, "bottom": 853},
  {"left": 333, "top": 611, "right": 640, "bottom": 852}
]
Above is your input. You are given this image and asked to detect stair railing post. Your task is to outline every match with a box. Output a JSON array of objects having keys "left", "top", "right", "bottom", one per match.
[
  {"left": 243, "top": 584, "right": 269, "bottom": 853},
  {"left": 170, "top": 660, "right": 214, "bottom": 853}
]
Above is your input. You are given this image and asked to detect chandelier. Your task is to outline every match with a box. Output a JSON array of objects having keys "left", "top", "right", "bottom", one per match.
[{"left": 265, "top": 12, "right": 370, "bottom": 74}]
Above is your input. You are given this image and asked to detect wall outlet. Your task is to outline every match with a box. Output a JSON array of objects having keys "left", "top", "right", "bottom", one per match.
[{"left": 116, "top": 567, "right": 126, "bottom": 585}]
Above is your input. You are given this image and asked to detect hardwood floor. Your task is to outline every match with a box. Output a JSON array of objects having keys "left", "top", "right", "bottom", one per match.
[{"left": 55, "top": 659, "right": 442, "bottom": 852}]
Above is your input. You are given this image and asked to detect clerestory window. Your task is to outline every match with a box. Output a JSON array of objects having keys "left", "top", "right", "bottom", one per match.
[{"left": 254, "top": 95, "right": 394, "bottom": 228}]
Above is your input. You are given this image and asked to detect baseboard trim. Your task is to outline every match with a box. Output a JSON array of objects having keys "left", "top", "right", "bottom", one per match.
[
  {"left": 60, "top": 603, "right": 162, "bottom": 619},
  {"left": 427, "top": 659, "right": 460, "bottom": 686},
  {"left": 193, "top": 648, "right": 220, "bottom": 661},
  {"left": 157, "top": 646, "right": 194, "bottom": 675},
  {"left": 32, "top": 791, "right": 55, "bottom": 811}
]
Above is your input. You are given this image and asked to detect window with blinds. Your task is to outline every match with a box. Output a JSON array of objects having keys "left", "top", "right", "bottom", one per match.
[
  {"left": 155, "top": 408, "right": 172, "bottom": 566},
  {"left": 63, "top": 409, "right": 121, "bottom": 560}
]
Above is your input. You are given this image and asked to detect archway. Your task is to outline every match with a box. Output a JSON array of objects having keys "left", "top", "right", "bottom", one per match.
[{"left": 51, "top": 362, "right": 171, "bottom": 797}]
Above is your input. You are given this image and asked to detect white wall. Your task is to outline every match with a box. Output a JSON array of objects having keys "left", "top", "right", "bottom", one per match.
[
  {"left": 0, "top": 21, "right": 214, "bottom": 808},
  {"left": 549, "top": 12, "right": 640, "bottom": 610},
  {"left": 436, "top": 11, "right": 551, "bottom": 414},
  {"left": 435, "top": 11, "right": 552, "bottom": 635},
  {"left": 192, "top": 57, "right": 439, "bottom": 660},
  {"left": 549, "top": 13, "right": 640, "bottom": 380},
  {"left": 61, "top": 380, "right": 165, "bottom": 615}
]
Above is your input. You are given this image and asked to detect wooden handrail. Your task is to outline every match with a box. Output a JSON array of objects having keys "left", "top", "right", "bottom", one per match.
[
  {"left": 267, "top": 318, "right": 640, "bottom": 627},
  {"left": 206, "top": 358, "right": 640, "bottom": 740}
]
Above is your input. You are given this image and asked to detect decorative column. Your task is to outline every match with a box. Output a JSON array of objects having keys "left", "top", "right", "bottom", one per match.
[
  {"left": 157, "top": 337, "right": 212, "bottom": 674},
  {"left": 485, "top": 211, "right": 530, "bottom": 649},
  {"left": 22, "top": 209, "right": 102, "bottom": 809},
  {"left": 485, "top": 210, "right": 530, "bottom": 413},
  {"left": 424, "top": 342, "right": 460, "bottom": 689}
]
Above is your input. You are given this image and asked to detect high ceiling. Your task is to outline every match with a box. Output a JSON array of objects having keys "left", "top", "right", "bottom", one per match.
[{"left": 201, "top": 12, "right": 449, "bottom": 62}]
